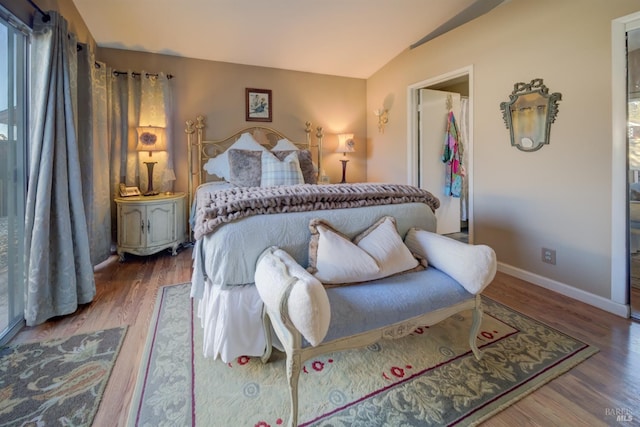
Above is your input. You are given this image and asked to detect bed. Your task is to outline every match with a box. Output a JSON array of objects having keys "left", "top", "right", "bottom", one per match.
[{"left": 186, "top": 115, "right": 441, "bottom": 362}]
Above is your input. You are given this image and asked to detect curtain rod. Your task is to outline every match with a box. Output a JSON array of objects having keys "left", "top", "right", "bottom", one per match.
[
  {"left": 26, "top": 0, "right": 50, "bottom": 22},
  {"left": 28, "top": 3, "right": 172, "bottom": 81},
  {"left": 111, "top": 69, "right": 174, "bottom": 80},
  {"left": 76, "top": 45, "right": 175, "bottom": 79}
]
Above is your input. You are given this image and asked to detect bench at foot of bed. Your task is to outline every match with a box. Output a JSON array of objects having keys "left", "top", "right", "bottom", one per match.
[{"left": 255, "top": 242, "right": 494, "bottom": 427}]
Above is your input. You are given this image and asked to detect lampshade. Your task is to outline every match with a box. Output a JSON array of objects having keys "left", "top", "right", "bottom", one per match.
[
  {"left": 336, "top": 133, "right": 355, "bottom": 154},
  {"left": 136, "top": 126, "right": 167, "bottom": 154}
]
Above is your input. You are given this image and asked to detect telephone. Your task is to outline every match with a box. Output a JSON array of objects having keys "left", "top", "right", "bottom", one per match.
[{"left": 119, "top": 183, "right": 142, "bottom": 197}]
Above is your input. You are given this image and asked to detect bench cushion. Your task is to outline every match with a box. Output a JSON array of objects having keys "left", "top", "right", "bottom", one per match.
[{"left": 310, "top": 267, "right": 473, "bottom": 347}]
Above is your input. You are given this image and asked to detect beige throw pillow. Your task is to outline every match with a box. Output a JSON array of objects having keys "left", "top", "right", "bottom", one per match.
[{"left": 308, "top": 216, "right": 420, "bottom": 285}]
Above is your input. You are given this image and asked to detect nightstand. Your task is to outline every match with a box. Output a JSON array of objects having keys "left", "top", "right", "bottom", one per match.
[{"left": 115, "top": 192, "right": 186, "bottom": 261}]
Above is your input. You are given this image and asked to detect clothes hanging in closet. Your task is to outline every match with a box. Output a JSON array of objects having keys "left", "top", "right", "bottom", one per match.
[{"left": 442, "top": 110, "right": 464, "bottom": 198}]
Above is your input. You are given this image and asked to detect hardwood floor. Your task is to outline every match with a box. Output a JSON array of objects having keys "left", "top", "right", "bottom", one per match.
[
  {"left": 9, "top": 248, "right": 640, "bottom": 426},
  {"left": 10, "top": 249, "right": 193, "bottom": 427}
]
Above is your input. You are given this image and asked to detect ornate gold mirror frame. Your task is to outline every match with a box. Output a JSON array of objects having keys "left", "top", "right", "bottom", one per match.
[{"left": 500, "top": 78, "right": 562, "bottom": 152}]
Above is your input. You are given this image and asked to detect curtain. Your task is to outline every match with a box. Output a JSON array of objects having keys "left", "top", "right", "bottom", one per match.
[
  {"left": 109, "top": 72, "right": 174, "bottom": 202},
  {"left": 25, "top": 11, "right": 95, "bottom": 326},
  {"left": 135, "top": 72, "right": 174, "bottom": 193},
  {"left": 109, "top": 71, "right": 141, "bottom": 197},
  {"left": 77, "top": 46, "right": 112, "bottom": 265}
]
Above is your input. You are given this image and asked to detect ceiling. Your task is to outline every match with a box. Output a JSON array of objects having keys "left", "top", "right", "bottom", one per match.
[{"left": 70, "top": 0, "right": 505, "bottom": 79}]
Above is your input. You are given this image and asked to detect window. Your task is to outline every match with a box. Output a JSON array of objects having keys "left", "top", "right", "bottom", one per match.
[{"left": 0, "top": 7, "right": 28, "bottom": 344}]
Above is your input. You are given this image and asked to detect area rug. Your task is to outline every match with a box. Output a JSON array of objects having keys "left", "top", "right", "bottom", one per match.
[
  {"left": 130, "top": 283, "right": 598, "bottom": 426},
  {"left": 0, "top": 326, "right": 127, "bottom": 427}
]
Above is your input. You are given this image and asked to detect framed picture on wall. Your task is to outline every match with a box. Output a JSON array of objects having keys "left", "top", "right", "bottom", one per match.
[{"left": 246, "top": 88, "right": 272, "bottom": 122}]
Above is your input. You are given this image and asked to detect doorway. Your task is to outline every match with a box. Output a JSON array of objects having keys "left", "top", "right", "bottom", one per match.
[{"left": 407, "top": 66, "right": 473, "bottom": 243}]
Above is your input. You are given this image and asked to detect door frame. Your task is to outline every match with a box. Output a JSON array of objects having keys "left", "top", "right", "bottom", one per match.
[
  {"left": 612, "top": 12, "right": 640, "bottom": 315},
  {"left": 407, "top": 65, "right": 474, "bottom": 242}
]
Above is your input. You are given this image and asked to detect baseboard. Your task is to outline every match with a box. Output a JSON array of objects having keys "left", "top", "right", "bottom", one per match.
[{"left": 497, "top": 262, "right": 630, "bottom": 318}]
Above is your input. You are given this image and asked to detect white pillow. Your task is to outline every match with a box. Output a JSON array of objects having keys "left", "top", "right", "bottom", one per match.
[
  {"left": 308, "top": 216, "right": 420, "bottom": 285},
  {"left": 255, "top": 246, "right": 331, "bottom": 347},
  {"left": 311, "top": 223, "right": 380, "bottom": 283},
  {"left": 272, "top": 138, "right": 299, "bottom": 151},
  {"left": 203, "top": 133, "right": 266, "bottom": 180},
  {"left": 355, "top": 216, "right": 421, "bottom": 279},
  {"left": 404, "top": 228, "right": 497, "bottom": 295},
  {"left": 261, "top": 150, "right": 304, "bottom": 187}
]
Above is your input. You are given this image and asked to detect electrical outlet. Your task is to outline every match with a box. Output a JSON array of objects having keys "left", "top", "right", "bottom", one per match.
[{"left": 542, "top": 247, "right": 556, "bottom": 265}]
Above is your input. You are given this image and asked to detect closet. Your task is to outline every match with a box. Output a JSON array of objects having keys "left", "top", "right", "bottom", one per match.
[{"left": 416, "top": 74, "right": 470, "bottom": 241}]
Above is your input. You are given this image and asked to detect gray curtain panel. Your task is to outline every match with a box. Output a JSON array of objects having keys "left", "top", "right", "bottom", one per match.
[
  {"left": 77, "top": 47, "right": 112, "bottom": 266},
  {"left": 25, "top": 11, "right": 95, "bottom": 326},
  {"left": 110, "top": 70, "right": 141, "bottom": 190}
]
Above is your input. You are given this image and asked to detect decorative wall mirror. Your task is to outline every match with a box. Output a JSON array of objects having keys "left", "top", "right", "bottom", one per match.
[{"left": 500, "top": 78, "right": 562, "bottom": 152}]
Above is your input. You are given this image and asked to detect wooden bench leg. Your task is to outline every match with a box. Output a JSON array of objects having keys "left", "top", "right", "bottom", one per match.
[
  {"left": 286, "top": 352, "right": 301, "bottom": 427},
  {"left": 260, "top": 307, "right": 273, "bottom": 363},
  {"left": 469, "top": 301, "right": 484, "bottom": 360}
]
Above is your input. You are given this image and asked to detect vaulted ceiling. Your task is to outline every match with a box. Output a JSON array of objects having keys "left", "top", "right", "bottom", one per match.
[{"left": 71, "top": 0, "right": 507, "bottom": 79}]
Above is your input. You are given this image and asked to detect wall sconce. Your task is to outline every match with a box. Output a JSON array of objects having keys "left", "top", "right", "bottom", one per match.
[
  {"left": 336, "top": 133, "right": 355, "bottom": 183},
  {"left": 374, "top": 109, "right": 388, "bottom": 133},
  {"left": 136, "top": 125, "right": 167, "bottom": 195},
  {"left": 500, "top": 78, "right": 561, "bottom": 152}
]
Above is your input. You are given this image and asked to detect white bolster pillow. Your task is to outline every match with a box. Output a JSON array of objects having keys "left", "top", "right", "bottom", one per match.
[
  {"left": 255, "top": 246, "right": 330, "bottom": 346},
  {"left": 404, "top": 228, "right": 497, "bottom": 295}
]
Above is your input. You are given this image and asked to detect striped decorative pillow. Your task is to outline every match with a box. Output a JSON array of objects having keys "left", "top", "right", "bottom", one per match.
[{"left": 261, "top": 151, "right": 304, "bottom": 187}]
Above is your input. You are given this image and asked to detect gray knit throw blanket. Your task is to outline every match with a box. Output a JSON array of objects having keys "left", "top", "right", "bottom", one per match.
[{"left": 193, "top": 183, "right": 440, "bottom": 240}]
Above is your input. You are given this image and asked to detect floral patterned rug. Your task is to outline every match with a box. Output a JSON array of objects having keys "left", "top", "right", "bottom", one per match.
[
  {"left": 0, "top": 327, "right": 127, "bottom": 427},
  {"left": 130, "top": 284, "right": 597, "bottom": 426}
]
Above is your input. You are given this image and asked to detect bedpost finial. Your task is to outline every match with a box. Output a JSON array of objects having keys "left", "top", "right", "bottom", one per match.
[
  {"left": 185, "top": 119, "right": 195, "bottom": 134},
  {"left": 305, "top": 121, "right": 312, "bottom": 133},
  {"left": 196, "top": 115, "right": 205, "bottom": 129},
  {"left": 316, "top": 126, "right": 323, "bottom": 139}
]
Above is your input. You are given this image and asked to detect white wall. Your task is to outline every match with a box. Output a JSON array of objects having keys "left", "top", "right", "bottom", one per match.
[{"left": 366, "top": 0, "right": 640, "bottom": 307}]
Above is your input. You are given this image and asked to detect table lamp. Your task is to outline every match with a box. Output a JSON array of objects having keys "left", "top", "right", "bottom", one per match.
[
  {"left": 136, "top": 126, "right": 166, "bottom": 196},
  {"left": 336, "top": 133, "right": 355, "bottom": 184}
]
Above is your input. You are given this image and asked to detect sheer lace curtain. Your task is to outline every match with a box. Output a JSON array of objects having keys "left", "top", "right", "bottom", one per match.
[
  {"left": 138, "top": 72, "right": 174, "bottom": 192},
  {"left": 109, "top": 71, "right": 174, "bottom": 199}
]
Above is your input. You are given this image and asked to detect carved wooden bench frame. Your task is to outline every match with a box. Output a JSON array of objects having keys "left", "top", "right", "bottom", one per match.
[{"left": 260, "top": 282, "right": 484, "bottom": 427}]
